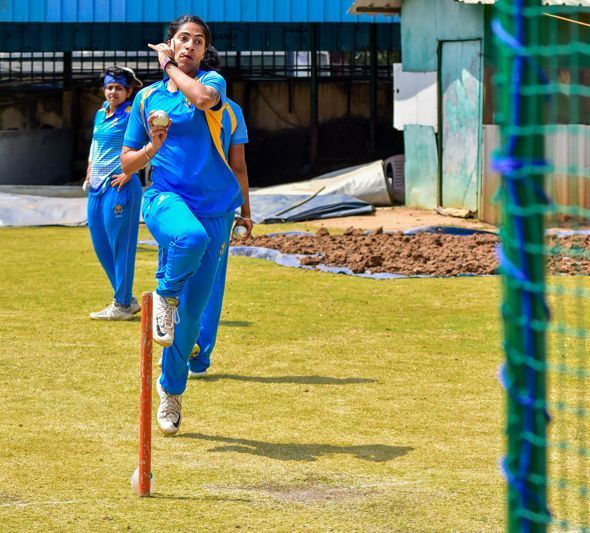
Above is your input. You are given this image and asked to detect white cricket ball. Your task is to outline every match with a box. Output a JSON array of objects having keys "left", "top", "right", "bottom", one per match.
[
  {"left": 233, "top": 225, "right": 248, "bottom": 240},
  {"left": 152, "top": 110, "right": 170, "bottom": 127},
  {"left": 130, "top": 466, "right": 154, "bottom": 496}
]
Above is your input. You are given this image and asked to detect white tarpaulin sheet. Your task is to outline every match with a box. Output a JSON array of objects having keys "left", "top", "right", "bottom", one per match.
[{"left": 251, "top": 160, "right": 392, "bottom": 206}]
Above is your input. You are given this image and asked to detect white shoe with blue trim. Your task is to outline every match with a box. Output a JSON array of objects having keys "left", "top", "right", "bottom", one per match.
[
  {"left": 152, "top": 292, "right": 179, "bottom": 347},
  {"left": 89, "top": 301, "right": 134, "bottom": 321},
  {"left": 156, "top": 379, "right": 182, "bottom": 436}
]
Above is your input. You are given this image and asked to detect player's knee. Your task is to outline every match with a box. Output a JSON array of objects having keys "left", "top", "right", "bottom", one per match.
[{"left": 181, "top": 228, "right": 209, "bottom": 255}]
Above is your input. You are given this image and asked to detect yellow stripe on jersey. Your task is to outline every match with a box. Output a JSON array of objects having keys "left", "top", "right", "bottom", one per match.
[
  {"left": 197, "top": 73, "right": 232, "bottom": 170},
  {"left": 226, "top": 104, "right": 238, "bottom": 135},
  {"left": 203, "top": 105, "right": 231, "bottom": 170},
  {"left": 138, "top": 87, "right": 157, "bottom": 135}
]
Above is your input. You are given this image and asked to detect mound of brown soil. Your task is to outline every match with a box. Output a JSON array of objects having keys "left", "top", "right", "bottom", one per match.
[{"left": 237, "top": 230, "right": 590, "bottom": 277}]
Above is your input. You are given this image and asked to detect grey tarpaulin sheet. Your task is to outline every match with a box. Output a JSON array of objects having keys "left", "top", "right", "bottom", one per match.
[
  {"left": 229, "top": 246, "right": 406, "bottom": 279},
  {"left": 0, "top": 186, "right": 373, "bottom": 227},
  {"left": 0, "top": 192, "right": 87, "bottom": 227},
  {"left": 249, "top": 194, "right": 374, "bottom": 224}
]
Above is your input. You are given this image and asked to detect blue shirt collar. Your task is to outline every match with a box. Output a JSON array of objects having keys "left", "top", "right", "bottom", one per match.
[{"left": 102, "top": 100, "right": 132, "bottom": 118}]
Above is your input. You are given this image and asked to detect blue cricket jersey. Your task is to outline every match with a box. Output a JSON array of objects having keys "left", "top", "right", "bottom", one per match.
[
  {"left": 89, "top": 100, "right": 133, "bottom": 190},
  {"left": 221, "top": 99, "right": 249, "bottom": 157},
  {"left": 123, "top": 70, "right": 242, "bottom": 217}
]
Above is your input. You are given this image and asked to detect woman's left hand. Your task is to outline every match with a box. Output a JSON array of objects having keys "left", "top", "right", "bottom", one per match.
[{"left": 111, "top": 173, "right": 131, "bottom": 191}]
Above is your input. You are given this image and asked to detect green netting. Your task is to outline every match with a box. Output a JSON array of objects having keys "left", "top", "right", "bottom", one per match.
[{"left": 494, "top": 1, "right": 590, "bottom": 531}]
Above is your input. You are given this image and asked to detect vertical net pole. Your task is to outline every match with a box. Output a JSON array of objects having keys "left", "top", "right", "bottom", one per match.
[
  {"left": 138, "top": 292, "right": 153, "bottom": 497},
  {"left": 495, "top": 0, "right": 549, "bottom": 530}
]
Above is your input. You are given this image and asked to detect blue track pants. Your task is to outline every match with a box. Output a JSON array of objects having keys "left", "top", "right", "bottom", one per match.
[
  {"left": 142, "top": 188, "right": 233, "bottom": 395},
  {"left": 188, "top": 244, "right": 229, "bottom": 373},
  {"left": 87, "top": 176, "right": 142, "bottom": 306}
]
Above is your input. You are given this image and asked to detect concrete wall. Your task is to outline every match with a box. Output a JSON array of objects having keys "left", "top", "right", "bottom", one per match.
[
  {"left": 0, "top": 92, "right": 65, "bottom": 130},
  {"left": 0, "top": 129, "right": 73, "bottom": 185},
  {"left": 0, "top": 79, "right": 395, "bottom": 185},
  {"left": 0, "top": 92, "right": 74, "bottom": 185},
  {"left": 229, "top": 79, "right": 392, "bottom": 131}
]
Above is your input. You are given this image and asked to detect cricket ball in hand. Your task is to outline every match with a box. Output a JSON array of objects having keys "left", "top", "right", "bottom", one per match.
[
  {"left": 130, "top": 466, "right": 154, "bottom": 496},
  {"left": 152, "top": 110, "right": 170, "bottom": 128},
  {"left": 233, "top": 225, "right": 248, "bottom": 240}
]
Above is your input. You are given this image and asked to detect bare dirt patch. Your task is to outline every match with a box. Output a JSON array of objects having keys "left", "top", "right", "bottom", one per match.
[
  {"left": 239, "top": 229, "right": 590, "bottom": 277},
  {"left": 308, "top": 207, "right": 496, "bottom": 232}
]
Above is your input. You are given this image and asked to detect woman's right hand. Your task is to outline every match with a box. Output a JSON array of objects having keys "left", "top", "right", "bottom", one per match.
[{"left": 147, "top": 111, "right": 172, "bottom": 152}]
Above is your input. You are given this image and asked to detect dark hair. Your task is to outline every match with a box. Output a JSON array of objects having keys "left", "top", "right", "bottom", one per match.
[
  {"left": 201, "top": 46, "right": 221, "bottom": 72},
  {"left": 167, "top": 15, "right": 211, "bottom": 49}
]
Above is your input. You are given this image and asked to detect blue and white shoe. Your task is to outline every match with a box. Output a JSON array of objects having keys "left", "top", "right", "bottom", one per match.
[
  {"left": 156, "top": 379, "right": 182, "bottom": 436},
  {"left": 129, "top": 296, "right": 141, "bottom": 315},
  {"left": 90, "top": 301, "right": 134, "bottom": 321},
  {"left": 188, "top": 369, "right": 208, "bottom": 379},
  {"left": 188, "top": 344, "right": 207, "bottom": 378},
  {"left": 152, "top": 292, "right": 179, "bottom": 347}
]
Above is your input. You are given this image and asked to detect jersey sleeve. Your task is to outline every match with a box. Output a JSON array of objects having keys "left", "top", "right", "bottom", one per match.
[
  {"left": 88, "top": 110, "right": 101, "bottom": 162},
  {"left": 231, "top": 106, "right": 249, "bottom": 146},
  {"left": 123, "top": 92, "right": 148, "bottom": 149},
  {"left": 88, "top": 139, "right": 96, "bottom": 163},
  {"left": 199, "top": 71, "right": 227, "bottom": 109}
]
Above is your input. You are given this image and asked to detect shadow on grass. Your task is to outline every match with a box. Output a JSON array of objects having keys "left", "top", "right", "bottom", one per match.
[
  {"left": 219, "top": 320, "right": 252, "bottom": 327},
  {"left": 201, "top": 374, "right": 376, "bottom": 385},
  {"left": 155, "top": 494, "right": 251, "bottom": 503},
  {"left": 180, "top": 433, "right": 412, "bottom": 462}
]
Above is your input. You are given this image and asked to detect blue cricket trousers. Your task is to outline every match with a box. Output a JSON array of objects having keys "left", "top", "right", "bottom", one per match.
[
  {"left": 87, "top": 176, "right": 142, "bottom": 306},
  {"left": 142, "top": 188, "right": 234, "bottom": 395},
  {"left": 189, "top": 244, "right": 229, "bottom": 373}
]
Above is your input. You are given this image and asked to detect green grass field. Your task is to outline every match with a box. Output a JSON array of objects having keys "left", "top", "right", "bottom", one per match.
[{"left": 0, "top": 225, "right": 504, "bottom": 531}]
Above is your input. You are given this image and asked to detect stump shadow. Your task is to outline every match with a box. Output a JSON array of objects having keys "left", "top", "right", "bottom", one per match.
[
  {"left": 219, "top": 320, "right": 252, "bottom": 327},
  {"left": 201, "top": 374, "right": 377, "bottom": 385},
  {"left": 180, "top": 433, "right": 412, "bottom": 463}
]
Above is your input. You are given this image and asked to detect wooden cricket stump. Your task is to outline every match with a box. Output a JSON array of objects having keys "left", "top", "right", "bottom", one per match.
[{"left": 138, "top": 292, "right": 153, "bottom": 497}]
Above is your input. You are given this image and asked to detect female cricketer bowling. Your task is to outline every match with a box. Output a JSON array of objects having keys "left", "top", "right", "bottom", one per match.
[
  {"left": 121, "top": 15, "right": 243, "bottom": 436},
  {"left": 189, "top": 47, "right": 253, "bottom": 378},
  {"left": 85, "top": 66, "right": 143, "bottom": 321}
]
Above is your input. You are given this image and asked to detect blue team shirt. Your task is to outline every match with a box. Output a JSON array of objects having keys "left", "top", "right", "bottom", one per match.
[
  {"left": 123, "top": 70, "right": 242, "bottom": 217},
  {"left": 89, "top": 100, "right": 133, "bottom": 190},
  {"left": 221, "top": 99, "right": 248, "bottom": 158}
]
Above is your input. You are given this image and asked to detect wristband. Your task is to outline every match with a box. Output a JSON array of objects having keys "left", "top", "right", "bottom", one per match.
[
  {"left": 237, "top": 216, "right": 252, "bottom": 222},
  {"left": 160, "top": 56, "right": 178, "bottom": 72}
]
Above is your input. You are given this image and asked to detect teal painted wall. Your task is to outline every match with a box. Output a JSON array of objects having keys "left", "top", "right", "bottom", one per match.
[
  {"left": 404, "top": 125, "right": 438, "bottom": 209},
  {"left": 401, "top": 0, "right": 484, "bottom": 72},
  {"left": 440, "top": 40, "right": 482, "bottom": 211},
  {"left": 401, "top": 0, "right": 485, "bottom": 213}
]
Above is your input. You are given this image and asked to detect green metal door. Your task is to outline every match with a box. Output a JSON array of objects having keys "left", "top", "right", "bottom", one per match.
[{"left": 440, "top": 40, "right": 482, "bottom": 212}]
